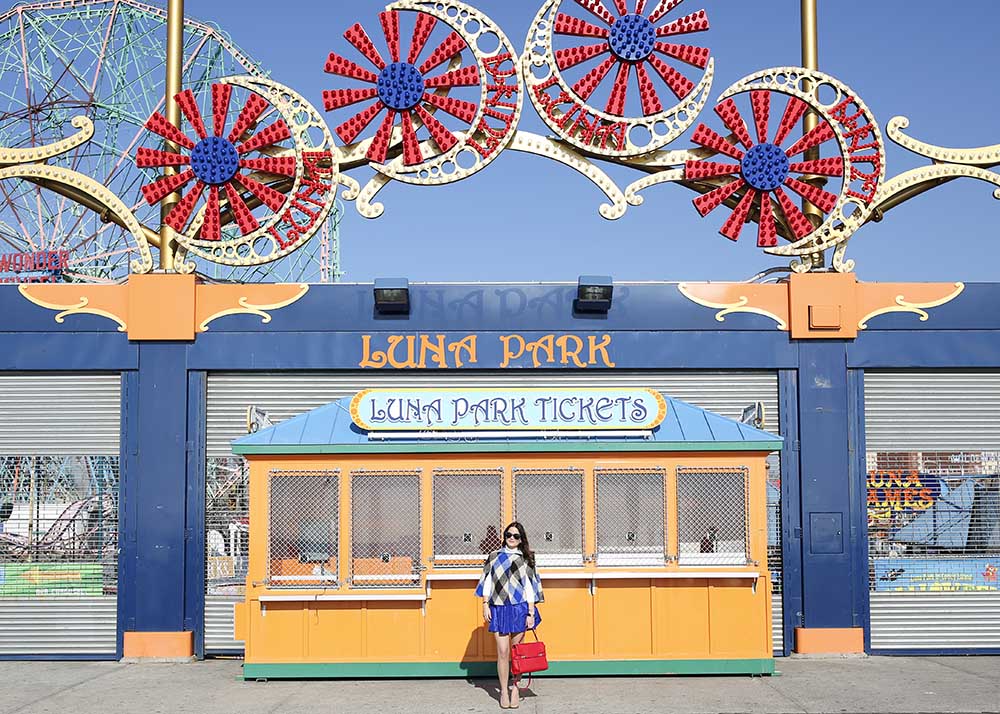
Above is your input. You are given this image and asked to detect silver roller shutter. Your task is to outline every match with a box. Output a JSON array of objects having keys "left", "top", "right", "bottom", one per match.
[
  {"left": 0, "top": 597, "right": 117, "bottom": 655},
  {"left": 865, "top": 371, "right": 1000, "bottom": 650},
  {"left": 0, "top": 374, "right": 121, "bottom": 456},
  {"left": 0, "top": 373, "right": 121, "bottom": 656},
  {"left": 205, "top": 596, "right": 243, "bottom": 651},
  {"left": 865, "top": 372, "right": 1000, "bottom": 452},
  {"left": 205, "top": 371, "right": 782, "bottom": 653}
]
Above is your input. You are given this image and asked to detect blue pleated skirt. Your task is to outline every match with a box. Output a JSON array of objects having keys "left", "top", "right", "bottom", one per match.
[{"left": 488, "top": 603, "right": 542, "bottom": 635}]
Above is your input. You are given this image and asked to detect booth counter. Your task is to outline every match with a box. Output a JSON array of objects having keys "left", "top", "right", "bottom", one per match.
[{"left": 231, "top": 391, "right": 781, "bottom": 679}]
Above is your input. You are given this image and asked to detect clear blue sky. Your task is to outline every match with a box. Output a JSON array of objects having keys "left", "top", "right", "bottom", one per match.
[{"left": 183, "top": 0, "right": 998, "bottom": 283}]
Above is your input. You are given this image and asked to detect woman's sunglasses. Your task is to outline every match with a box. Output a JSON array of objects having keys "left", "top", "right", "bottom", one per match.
[{"left": 504, "top": 532, "right": 522, "bottom": 541}]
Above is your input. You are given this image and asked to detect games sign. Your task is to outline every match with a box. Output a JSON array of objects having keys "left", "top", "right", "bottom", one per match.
[{"left": 867, "top": 470, "right": 940, "bottom": 523}]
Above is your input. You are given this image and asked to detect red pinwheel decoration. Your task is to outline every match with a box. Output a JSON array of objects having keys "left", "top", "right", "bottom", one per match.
[
  {"left": 137, "top": 84, "right": 296, "bottom": 241},
  {"left": 553, "top": 0, "right": 710, "bottom": 116},
  {"left": 323, "top": 10, "right": 480, "bottom": 164},
  {"left": 684, "top": 90, "right": 845, "bottom": 247}
]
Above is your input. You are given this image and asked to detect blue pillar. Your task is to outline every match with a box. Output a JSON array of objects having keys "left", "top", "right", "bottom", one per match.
[
  {"left": 796, "top": 341, "right": 863, "bottom": 634},
  {"left": 119, "top": 343, "right": 191, "bottom": 639}
]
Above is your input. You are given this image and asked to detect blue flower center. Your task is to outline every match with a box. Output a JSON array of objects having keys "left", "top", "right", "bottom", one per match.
[
  {"left": 377, "top": 62, "right": 426, "bottom": 111},
  {"left": 741, "top": 143, "right": 789, "bottom": 191},
  {"left": 608, "top": 14, "right": 656, "bottom": 62},
  {"left": 189, "top": 136, "right": 239, "bottom": 186}
]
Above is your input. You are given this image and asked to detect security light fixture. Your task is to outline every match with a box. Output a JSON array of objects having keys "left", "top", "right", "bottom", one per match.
[
  {"left": 576, "top": 275, "right": 613, "bottom": 313},
  {"left": 374, "top": 277, "right": 410, "bottom": 315}
]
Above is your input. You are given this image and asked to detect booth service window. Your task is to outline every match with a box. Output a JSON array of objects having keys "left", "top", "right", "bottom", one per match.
[
  {"left": 432, "top": 468, "right": 504, "bottom": 566},
  {"left": 596, "top": 467, "right": 667, "bottom": 566},
  {"left": 676, "top": 467, "right": 751, "bottom": 566},
  {"left": 513, "top": 468, "right": 585, "bottom": 567},
  {"left": 267, "top": 470, "right": 339, "bottom": 588},
  {"left": 350, "top": 470, "right": 423, "bottom": 588}
]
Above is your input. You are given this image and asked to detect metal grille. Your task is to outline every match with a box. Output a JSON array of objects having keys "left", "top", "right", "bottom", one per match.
[
  {"left": 205, "top": 457, "right": 250, "bottom": 599},
  {"left": 766, "top": 452, "right": 783, "bottom": 653},
  {"left": 268, "top": 470, "right": 340, "bottom": 588},
  {"left": 432, "top": 468, "right": 503, "bottom": 566},
  {"left": 350, "top": 470, "right": 422, "bottom": 587},
  {"left": 766, "top": 453, "right": 782, "bottom": 592},
  {"left": 513, "top": 468, "right": 584, "bottom": 566},
  {"left": 675, "top": 467, "right": 750, "bottom": 566},
  {"left": 0, "top": 456, "right": 119, "bottom": 598},
  {"left": 595, "top": 468, "right": 666, "bottom": 565},
  {"left": 206, "top": 370, "right": 782, "bottom": 646},
  {"left": 867, "top": 451, "right": 1000, "bottom": 594}
]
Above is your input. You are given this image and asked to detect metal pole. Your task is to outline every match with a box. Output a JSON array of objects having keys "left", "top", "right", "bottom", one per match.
[
  {"left": 800, "top": 0, "right": 824, "bottom": 268},
  {"left": 160, "top": 0, "right": 184, "bottom": 271}
]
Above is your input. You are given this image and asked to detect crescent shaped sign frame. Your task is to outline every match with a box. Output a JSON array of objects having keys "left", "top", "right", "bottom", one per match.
[
  {"left": 173, "top": 76, "right": 340, "bottom": 269},
  {"left": 716, "top": 68, "right": 887, "bottom": 267},
  {"left": 371, "top": 0, "right": 525, "bottom": 187},
  {"left": 522, "top": 0, "right": 715, "bottom": 159}
]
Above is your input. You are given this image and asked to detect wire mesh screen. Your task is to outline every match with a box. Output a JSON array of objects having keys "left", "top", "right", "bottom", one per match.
[
  {"left": 867, "top": 451, "right": 1000, "bottom": 592},
  {"left": 205, "top": 457, "right": 249, "bottom": 597},
  {"left": 513, "top": 468, "right": 584, "bottom": 566},
  {"left": 676, "top": 467, "right": 750, "bottom": 566},
  {"left": 595, "top": 468, "right": 666, "bottom": 565},
  {"left": 351, "top": 471, "right": 422, "bottom": 587},
  {"left": 268, "top": 470, "right": 339, "bottom": 588},
  {"left": 432, "top": 468, "right": 503, "bottom": 566},
  {"left": 0, "top": 456, "right": 118, "bottom": 597}
]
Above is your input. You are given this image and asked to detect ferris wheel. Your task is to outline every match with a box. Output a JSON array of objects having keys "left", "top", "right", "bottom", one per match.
[{"left": 0, "top": 0, "right": 339, "bottom": 283}]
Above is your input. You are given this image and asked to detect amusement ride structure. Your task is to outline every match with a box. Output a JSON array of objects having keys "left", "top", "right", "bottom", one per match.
[
  {"left": 0, "top": 0, "right": 996, "bottom": 285},
  {"left": 0, "top": 0, "right": 340, "bottom": 283}
]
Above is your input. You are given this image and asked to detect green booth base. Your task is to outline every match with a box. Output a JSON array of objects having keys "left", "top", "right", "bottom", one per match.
[{"left": 242, "top": 658, "right": 775, "bottom": 680}]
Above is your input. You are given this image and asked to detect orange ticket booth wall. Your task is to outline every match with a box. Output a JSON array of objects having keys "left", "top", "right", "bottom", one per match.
[{"left": 231, "top": 393, "right": 781, "bottom": 679}]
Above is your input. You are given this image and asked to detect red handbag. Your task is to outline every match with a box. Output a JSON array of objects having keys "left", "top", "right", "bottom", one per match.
[{"left": 511, "top": 628, "right": 548, "bottom": 686}]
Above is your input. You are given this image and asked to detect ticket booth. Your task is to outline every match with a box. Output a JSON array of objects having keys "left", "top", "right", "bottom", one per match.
[{"left": 231, "top": 388, "right": 781, "bottom": 679}]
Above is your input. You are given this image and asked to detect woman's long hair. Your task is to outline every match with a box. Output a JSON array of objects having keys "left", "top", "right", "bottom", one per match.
[{"left": 504, "top": 521, "right": 535, "bottom": 570}]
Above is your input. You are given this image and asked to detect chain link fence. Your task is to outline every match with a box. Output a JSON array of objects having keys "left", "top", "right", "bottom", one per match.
[
  {"left": 0, "top": 456, "right": 118, "bottom": 597},
  {"left": 513, "top": 468, "right": 584, "bottom": 566},
  {"left": 868, "top": 450, "right": 1000, "bottom": 592},
  {"left": 595, "top": 467, "right": 666, "bottom": 565},
  {"left": 350, "top": 470, "right": 422, "bottom": 587},
  {"left": 675, "top": 466, "right": 750, "bottom": 566},
  {"left": 268, "top": 470, "right": 339, "bottom": 588},
  {"left": 432, "top": 468, "right": 503, "bottom": 566}
]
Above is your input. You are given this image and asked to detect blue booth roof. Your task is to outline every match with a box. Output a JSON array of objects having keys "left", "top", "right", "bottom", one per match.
[{"left": 232, "top": 396, "right": 782, "bottom": 455}]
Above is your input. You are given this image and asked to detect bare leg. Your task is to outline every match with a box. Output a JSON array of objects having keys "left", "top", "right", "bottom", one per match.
[
  {"left": 495, "top": 632, "right": 511, "bottom": 707},
  {"left": 509, "top": 630, "right": 525, "bottom": 707}
]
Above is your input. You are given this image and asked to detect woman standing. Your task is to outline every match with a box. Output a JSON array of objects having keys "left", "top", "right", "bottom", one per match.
[{"left": 475, "top": 521, "right": 543, "bottom": 709}]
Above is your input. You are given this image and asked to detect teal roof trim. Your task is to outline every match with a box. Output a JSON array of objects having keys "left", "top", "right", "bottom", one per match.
[{"left": 232, "top": 395, "right": 782, "bottom": 455}]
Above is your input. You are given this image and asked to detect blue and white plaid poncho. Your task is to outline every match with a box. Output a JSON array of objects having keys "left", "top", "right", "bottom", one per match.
[{"left": 475, "top": 547, "right": 545, "bottom": 605}]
